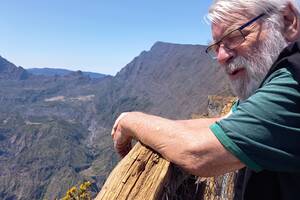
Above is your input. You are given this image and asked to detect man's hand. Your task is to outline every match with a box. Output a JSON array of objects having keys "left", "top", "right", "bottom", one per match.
[{"left": 111, "top": 113, "right": 133, "bottom": 157}]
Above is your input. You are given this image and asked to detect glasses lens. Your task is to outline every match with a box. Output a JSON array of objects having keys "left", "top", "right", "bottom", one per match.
[
  {"left": 205, "top": 30, "right": 245, "bottom": 59},
  {"left": 206, "top": 45, "right": 218, "bottom": 59},
  {"left": 223, "top": 30, "right": 245, "bottom": 49}
]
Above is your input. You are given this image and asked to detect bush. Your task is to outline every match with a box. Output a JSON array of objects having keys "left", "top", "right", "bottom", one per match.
[{"left": 61, "top": 181, "right": 92, "bottom": 200}]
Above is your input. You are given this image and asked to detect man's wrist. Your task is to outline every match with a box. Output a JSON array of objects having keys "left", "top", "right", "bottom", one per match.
[{"left": 118, "top": 112, "right": 141, "bottom": 138}]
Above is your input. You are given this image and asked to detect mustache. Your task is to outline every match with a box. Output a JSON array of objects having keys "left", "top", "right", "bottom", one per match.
[{"left": 224, "top": 56, "right": 250, "bottom": 75}]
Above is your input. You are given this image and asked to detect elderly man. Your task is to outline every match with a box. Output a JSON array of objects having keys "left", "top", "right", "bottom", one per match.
[{"left": 111, "top": 0, "right": 300, "bottom": 199}]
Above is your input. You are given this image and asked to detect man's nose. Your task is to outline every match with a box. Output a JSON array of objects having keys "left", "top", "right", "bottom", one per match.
[{"left": 217, "top": 45, "right": 234, "bottom": 65}]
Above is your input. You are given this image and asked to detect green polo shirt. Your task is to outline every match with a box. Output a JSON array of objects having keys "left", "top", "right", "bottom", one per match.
[{"left": 210, "top": 67, "right": 300, "bottom": 172}]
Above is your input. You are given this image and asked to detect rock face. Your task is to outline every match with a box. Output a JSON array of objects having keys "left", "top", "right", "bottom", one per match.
[
  {"left": 113, "top": 42, "right": 232, "bottom": 119},
  {"left": 0, "top": 41, "right": 233, "bottom": 200},
  {"left": 0, "top": 56, "right": 29, "bottom": 80}
]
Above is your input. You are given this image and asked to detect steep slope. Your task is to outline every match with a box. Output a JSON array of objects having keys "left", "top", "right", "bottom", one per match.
[
  {"left": 0, "top": 69, "right": 115, "bottom": 199},
  {"left": 95, "top": 41, "right": 232, "bottom": 127},
  {"left": 0, "top": 56, "right": 29, "bottom": 80}
]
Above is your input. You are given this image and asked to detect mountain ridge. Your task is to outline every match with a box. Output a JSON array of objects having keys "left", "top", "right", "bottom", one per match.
[{"left": 27, "top": 68, "right": 108, "bottom": 79}]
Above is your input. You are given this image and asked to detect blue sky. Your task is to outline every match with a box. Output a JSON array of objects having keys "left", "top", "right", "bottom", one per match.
[{"left": 0, "top": 0, "right": 213, "bottom": 75}]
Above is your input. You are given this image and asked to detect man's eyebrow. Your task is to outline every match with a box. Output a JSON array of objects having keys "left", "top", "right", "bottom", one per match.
[
  {"left": 212, "top": 26, "right": 236, "bottom": 43},
  {"left": 210, "top": 21, "right": 242, "bottom": 44},
  {"left": 223, "top": 24, "right": 240, "bottom": 36}
]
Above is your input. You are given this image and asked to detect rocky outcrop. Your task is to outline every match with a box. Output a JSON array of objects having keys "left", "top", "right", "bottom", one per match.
[{"left": 0, "top": 56, "right": 29, "bottom": 80}]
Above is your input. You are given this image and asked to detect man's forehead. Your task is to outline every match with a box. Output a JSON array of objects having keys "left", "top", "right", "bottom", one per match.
[
  {"left": 211, "top": 23, "right": 226, "bottom": 41},
  {"left": 211, "top": 23, "right": 236, "bottom": 41},
  {"left": 211, "top": 14, "right": 250, "bottom": 41}
]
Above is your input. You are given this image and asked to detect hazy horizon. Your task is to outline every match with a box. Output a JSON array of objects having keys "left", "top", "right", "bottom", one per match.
[{"left": 0, "top": 0, "right": 213, "bottom": 75}]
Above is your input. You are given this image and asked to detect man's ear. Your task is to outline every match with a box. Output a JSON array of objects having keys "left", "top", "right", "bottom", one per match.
[{"left": 282, "top": 2, "right": 300, "bottom": 42}]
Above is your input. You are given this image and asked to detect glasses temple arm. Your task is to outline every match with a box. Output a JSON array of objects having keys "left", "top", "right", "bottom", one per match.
[{"left": 239, "top": 13, "right": 266, "bottom": 30}]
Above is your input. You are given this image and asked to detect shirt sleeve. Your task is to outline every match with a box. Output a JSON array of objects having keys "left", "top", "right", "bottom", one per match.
[{"left": 210, "top": 69, "right": 300, "bottom": 172}]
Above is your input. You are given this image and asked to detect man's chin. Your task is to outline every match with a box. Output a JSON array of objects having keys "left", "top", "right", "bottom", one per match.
[{"left": 229, "top": 79, "right": 249, "bottom": 100}]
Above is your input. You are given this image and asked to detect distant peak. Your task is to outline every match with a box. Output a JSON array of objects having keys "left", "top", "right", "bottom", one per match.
[
  {"left": 151, "top": 41, "right": 180, "bottom": 49},
  {"left": 153, "top": 41, "right": 171, "bottom": 46},
  {"left": 150, "top": 41, "right": 204, "bottom": 52},
  {"left": 0, "top": 55, "right": 28, "bottom": 80}
]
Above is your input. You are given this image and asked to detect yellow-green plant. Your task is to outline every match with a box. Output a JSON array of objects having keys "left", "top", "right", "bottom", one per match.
[{"left": 61, "top": 181, "right": 92, "bottom": 200}]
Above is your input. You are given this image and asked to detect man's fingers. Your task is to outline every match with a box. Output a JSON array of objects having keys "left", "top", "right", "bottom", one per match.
[
  {"left": 111, "top": 112, "right": 132, "bottom": 157},
  {"left": 114, "top": 139, "right": 132, "bottom": 157},
  {"left": 111, "top": 112, "right": 128, "bottom": 138}
]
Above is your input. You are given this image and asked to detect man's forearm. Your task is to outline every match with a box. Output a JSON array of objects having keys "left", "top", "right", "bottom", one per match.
[
  {"left": 121, "top": 112, "right": 192, "bottom": 161},
  {"left": 115, "top": 112, "right": 244, "bottom": 176},
  {"left": 177, "top": 117, "right": 220, "bottom": 130},
  {"left": 120, "top": 112, "right": 220, "bottom": 173}
]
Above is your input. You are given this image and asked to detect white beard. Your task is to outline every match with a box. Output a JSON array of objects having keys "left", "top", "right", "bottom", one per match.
[{"left": 224, "top": 27, "right": 288, "bottom": 101}]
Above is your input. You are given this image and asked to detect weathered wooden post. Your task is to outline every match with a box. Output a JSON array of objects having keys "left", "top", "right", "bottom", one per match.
[{"left": 95, "top": 142, "right": 172, "bottom": 199}]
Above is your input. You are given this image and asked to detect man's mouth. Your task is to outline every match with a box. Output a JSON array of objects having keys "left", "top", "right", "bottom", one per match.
[{"left": 227, "top": 68, "right": 245, "bottom": 79}]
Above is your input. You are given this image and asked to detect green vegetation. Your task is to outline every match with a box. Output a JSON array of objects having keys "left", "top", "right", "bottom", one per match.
[{"left": 61, "top": 181, "right": 92, "bottom": 200}]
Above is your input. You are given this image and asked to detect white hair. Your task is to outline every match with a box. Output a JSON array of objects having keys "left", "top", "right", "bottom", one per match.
[
  {"left": 207, "top": 0, "right": 300, "bottom": 27},
  {"left": 207, "top": 0, "right": 300, "bottom": 100}
]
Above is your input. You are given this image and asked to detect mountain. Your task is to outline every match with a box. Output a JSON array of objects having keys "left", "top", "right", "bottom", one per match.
[
  {"left": 0, "top": 56, "right": 29, "bottom": 80},
  {"left": 0, "top": 41, "right": 233, "bottom": 200},
  {"left": 27, "top": 68, "right": 108, "bottom": 79},
  {"left": 111, "top": 41, "right": 231, "bottom": 119}
]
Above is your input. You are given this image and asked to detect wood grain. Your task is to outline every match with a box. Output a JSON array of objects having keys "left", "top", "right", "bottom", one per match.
[{"left": 95, "top": 142, "right": 171, "bottom": 200}]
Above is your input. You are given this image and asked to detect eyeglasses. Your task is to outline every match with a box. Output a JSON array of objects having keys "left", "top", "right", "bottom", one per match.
[{"left": 205, "top": 13, "right": 266, "bottom": 59}]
